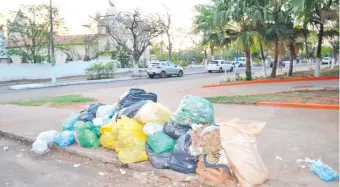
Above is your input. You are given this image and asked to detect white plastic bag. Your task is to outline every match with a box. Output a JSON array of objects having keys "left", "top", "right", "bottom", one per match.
[
  {"left": 36, "top": 130, "right": 58, "bottom": 145},
  {"left": 96, "top": 105, "right": 115, "bottom": 118},
  {"left": 93, "top": 117, "right": 109, "bottom": 127},
  {"left": 143, "top": 122, "right": 163, "bottom": 136},
  {"left": 220, "top": 118, "right": 268, "bottom": 187},
  {"left": 32, "top": 139, "right": 49, "bottom": 155}
]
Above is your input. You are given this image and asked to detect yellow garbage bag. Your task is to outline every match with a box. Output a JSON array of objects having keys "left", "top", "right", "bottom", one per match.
[
  {"left": 115, "top": 130, "right": 147, "bottom": 152},
  {"left": 100, "top": 123, "right": 114, "bottom": 135},
  {"left": 99, "top": 132, "right": 115, "bottom": 150},
  {"left": 134, "top": 101, "right": 172, "bottom": 125},
  {"left": 113, "top": 116, "right": 148, "bottom": 163},
  {"left": 117, "top": 147, "right": 148, "bottom": 164}
]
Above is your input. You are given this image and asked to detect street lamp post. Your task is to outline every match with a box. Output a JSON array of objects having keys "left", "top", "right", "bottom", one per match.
[{"left": 50, "top": 0, "right": 56, "bottom": 83}]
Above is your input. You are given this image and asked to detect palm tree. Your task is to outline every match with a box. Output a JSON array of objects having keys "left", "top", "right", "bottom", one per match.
[
  {"left": 292, "top": 0, "right": 339, "bottom": 76},
  {"left": 212, "top": 0, "right": 266, "bottom": 80},
  {"left": 194, "top": 4, "right": 225, "bottom": 61}
]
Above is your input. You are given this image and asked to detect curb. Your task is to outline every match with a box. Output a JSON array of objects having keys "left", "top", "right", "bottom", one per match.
[
  {"left": 0, "top": 130, "right": 223, "bottom": 186},
  {"left": 9, "top": 77, "right": 143, "bottom": 90},
  {"left": 256, "top": 102, "right": 340, "bottom": 110},
  {"left": 203, "top": 76, "right": 339, "bottom": 88}
]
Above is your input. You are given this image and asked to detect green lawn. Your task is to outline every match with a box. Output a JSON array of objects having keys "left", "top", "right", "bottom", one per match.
[
  {"left": 206, "top": 90, "right": 339, "bottom": 105},
  {"left": 10, "top": 94, "right": 96, "bottom": 107}
]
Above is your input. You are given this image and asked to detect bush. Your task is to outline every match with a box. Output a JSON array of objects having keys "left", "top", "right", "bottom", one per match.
[{"left": 85, "top": 61, "right": 117, "bottom": 80}]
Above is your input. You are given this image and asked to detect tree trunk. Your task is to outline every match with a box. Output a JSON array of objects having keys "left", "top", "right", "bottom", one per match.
[
  {"left": 315, "top": 23, "right": 323, "bottom": 77},
  {"left": 210, "top": 46, "right": 214, "bottom": 60},
  {"left": 304, "top": 35, "right": 309, "bottom": 58},
  {"left": 245, "top": 47, "right": 252, "bottom": 80},
  {"left": 259, "top": 39, "right": 267, "bottom": 77},
  {"left": 288, "top": 41, "right": 294, "bottom": 76},
  {"left": 270, "top": 36, "right": 279, "bottom": 78},
  {"left": 204, "top": 48, "right": 208, "bottom": 67}
]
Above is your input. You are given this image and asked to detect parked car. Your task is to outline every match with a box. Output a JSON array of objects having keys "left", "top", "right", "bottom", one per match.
[
  {"left": 232, "top": 57, "right": 253, "bottom": 67},
  {"left": 207, "top": 60, "right": 234, "bottom": 73},
  {"left": 147, "top": 61, "right": 184, "bottom": 78},
  {"left": 322, "top": 57, "right": 330, "bottom": 64}
]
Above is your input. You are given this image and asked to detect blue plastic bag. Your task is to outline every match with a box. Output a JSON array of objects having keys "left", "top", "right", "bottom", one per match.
[
  {"left": 53, "top": 131, "right": 75, "bottom": 147},
  {"left": 309, "top": 159, "right": 340, "bottom": 182},
  {"left": 62, "top": 112, "right": 80, "bottom": 131}
]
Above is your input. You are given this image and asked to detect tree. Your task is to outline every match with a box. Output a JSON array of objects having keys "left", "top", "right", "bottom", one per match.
[
  {"left": 95, "top": 7, "right": 164, "bottom": 71},
  {"left": 293, "top": 0, "right": 339, "bottom": 76},
  {"left": 194, "top": 4, "right": 225, "bottom": 62},
  {"left": 213, "top": 0, "right": 266, "bottom": 80},
  {"left": 6, "top": 4, "right": 64, "bottom": 63},
  {"left": 158, "top": 4, "right": 173, "bottom": 60}
]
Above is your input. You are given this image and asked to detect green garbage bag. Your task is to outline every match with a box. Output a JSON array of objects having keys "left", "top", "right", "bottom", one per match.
[
  {"left": 171, "top": 95, "right": 214, "bottom": 126},
  {"left": 147, "top": 131, "right": 176, "bottom": 154},
  {"left": 62, "top": 112, "right": 80, "bottom": 131},
  {"left": 75, "top": 128, "right": 99, "bottom": 148},
  {"left": 73, "top": 121, "right": 95, "bottom": 131}
]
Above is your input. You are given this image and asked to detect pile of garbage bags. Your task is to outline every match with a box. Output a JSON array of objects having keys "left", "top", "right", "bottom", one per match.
[{"left": 32, "top": 87, "right": 269, "bottom": 187}]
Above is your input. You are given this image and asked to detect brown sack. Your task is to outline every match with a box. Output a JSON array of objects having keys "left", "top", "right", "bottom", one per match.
[{"left": 196, "top": 155, "right": 235, "bottom": 186}]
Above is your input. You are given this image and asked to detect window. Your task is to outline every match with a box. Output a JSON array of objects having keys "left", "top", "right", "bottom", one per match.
[{"left": 210, "top": 61, "right": 218, "bottom": 64}]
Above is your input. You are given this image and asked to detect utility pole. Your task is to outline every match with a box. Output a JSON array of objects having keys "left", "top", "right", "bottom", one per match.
[{"left": 50, "top": 0, "right": 56, "bottom": 83}]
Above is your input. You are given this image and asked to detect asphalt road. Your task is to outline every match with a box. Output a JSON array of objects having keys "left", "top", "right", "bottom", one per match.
[{"left": 0, "top": 65, "right": 312, "bottom": 103}]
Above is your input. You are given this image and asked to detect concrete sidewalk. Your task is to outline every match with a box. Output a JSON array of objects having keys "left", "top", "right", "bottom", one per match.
[{"left": 0, "top": 102, "right": 338, "bottom": 186}]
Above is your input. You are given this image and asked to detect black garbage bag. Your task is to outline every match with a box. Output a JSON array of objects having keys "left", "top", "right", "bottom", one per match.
[
  {"left": 169, "top": 132, "right": 198, "bottom": 174},
  {"left": 78, "top": 111, "right": 94, "bottom": 122},
  {"left": 145, "top": 144, "right": 172, "bottom": 169},
  {"left": 117, "top": 100, "right": 147, "bottom": 119},
  {"left": 117, "top": 88, "right": 157, "bottom": 110},
  {"left": 163, "top": 120, "right": 191, "bottom": 140},
  {"left": 87, "top": 103, "right": 104, "bottom": 117}
]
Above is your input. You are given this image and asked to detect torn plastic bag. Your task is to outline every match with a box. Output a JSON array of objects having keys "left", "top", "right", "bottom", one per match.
[
  {"left": 62, "top": 112, "right": 80, "bottom": 131},
  {"left": 220, "top": 118, "right": 268, "bottom": 187},
  {"left": 143, "top": 122, "right": 163, "bottom": 136},
  {"left": 36, "top": 130, "right": 58, "bottom": 145},
  {"left": 96, "top": 105, "right": 115, "bottom": 118},
  {"left": 171, "top": 95, "right": 214, "bottom": 126},
  {"left": 53, "top": 130, "right": 75, "bottom": 147},
  {"left": 147, "top": 131, "right": 176, "bottom": 154},
  {"left": 117, "top": 88, "right": 157, "bottom": 110},
  {"left": 87, "top": 103, "right": 104, "bottom": 117},
  {"left": 32, "top": 139, "right": 49, "bottom": 155},
  {"left": 163, "top": 120, "right": 191, "bottom": 140},
  {"left": 75, "top": 128, "right": 100, "bottom": 148},
  {"left": 100, "top": 132, "right": 115, "bottom": 150},
  {"left": 78, "top": 111, "right": 94, "bottom": 122},
  {"left": 146, "top": 144, "right": 172, "bottom": 169},
  {"left": 100, "top": 121, "right": 114, "bottom": 135},
  {"left": 134, "top": 101, "right": 171, "bottom": 124},
  {"left": 169, "top": 133, "right": 199, "bottom": 174},
  {"left": 117, "top": 100, "right": 147, "bottom": 119}
]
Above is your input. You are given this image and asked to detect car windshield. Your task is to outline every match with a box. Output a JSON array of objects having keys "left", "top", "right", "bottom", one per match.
[
  {"left": 323, "top": 57, "right": 329, "bottom": 60},
  {"left": 210, "top": 61, "right": 218, "bottom": 64},
  {"left": 151, "top": 63, "right": 159, "bottom": 67}
]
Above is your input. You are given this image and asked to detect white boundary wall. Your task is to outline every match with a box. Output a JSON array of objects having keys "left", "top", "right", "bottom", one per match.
[{"left": 0, "top": 60, "right": 131, "bottom": 81}]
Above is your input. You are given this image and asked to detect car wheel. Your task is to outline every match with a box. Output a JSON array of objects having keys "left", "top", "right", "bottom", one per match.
[
  {"left": 230, "top": 66, "right": 234, "bottom": 72},
  {"left": 219, "top": 67, "right": 223, "bottom": 73},
  {"left": 208, "top": 70, "right": 212, "bottom": 73},
  {"left": 148, "top": 75, "right": 154, "bottom": 79},
  {"left": 160, "top": 71, "right": 167, "bottom": 78},
  {"left": 178, "top": 70, "right": 183, "bottom": 77},
  {"left": 239, "top": 64, "right": 243, "bottom": 68}
]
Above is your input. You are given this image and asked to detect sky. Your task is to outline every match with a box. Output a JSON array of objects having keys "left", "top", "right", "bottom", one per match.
[{"left": 0, "top": 0, "right": 211, "bottom": 48}]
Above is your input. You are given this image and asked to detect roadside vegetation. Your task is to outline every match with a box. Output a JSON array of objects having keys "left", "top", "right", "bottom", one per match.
[
  {"left": 206, "top": 90, "right": 339, "bottom": 105},
  {"left": 10, "top": 95, "right": 96, "bottom": 107}
]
